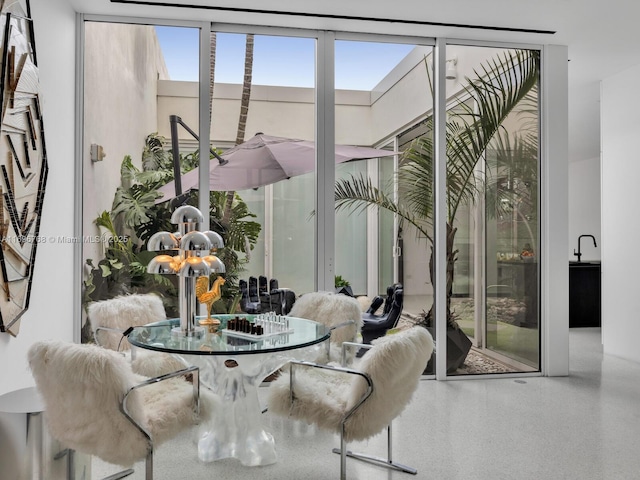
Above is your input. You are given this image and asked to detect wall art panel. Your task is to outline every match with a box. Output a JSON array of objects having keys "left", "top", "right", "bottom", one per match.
[{"left": 0, "top": 0, "right": 48, "bottom": 336}]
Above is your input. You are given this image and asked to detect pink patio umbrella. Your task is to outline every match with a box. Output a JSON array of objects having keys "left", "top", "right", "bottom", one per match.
[{"left": 156, "top": 133, "right": 396, "bottom": 203}]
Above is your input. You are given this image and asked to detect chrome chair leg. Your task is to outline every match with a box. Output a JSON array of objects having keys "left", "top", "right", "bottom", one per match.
[
  {"left": 54, "top": 448, "right": 134, "bottom": 480},
  {"left": 331, "top": 425, "right": 417, "bottom": 476},
  {"left": 103, "top": 469, "right": 135, "bottom": 480}
]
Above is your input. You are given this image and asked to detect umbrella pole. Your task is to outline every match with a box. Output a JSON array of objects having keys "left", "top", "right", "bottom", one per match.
[
  {"left": 169, "top": 115, "right": 229, "bottom": 196},
  {"left": 170, "top": 115, "right": 183, "bottom": 197}
]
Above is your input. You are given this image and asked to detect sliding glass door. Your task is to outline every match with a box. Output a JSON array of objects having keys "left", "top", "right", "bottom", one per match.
[
  {"left": 81, "top": 18, "right": 543, "bottom": 376},
  {"left": 445, "top": 44, "right": 541, "bottom": 374},
  {"left": 81, "top": 21, "right": 200, "bottom": 336},
  {"left": 208, "top": 31, "right": 318, "bottom": 294}
]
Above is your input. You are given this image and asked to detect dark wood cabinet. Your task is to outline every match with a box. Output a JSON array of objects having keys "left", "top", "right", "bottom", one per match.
[{"left": 569, "top": 262, "right": 601, "bottom": 328}]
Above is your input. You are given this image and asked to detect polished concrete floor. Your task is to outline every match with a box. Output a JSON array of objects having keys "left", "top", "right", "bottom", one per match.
[{"left": 93, "top": 328, "right": 640, "bottom": 479}]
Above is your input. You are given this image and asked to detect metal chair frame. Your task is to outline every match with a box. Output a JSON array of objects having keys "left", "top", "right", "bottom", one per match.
[
  {"left": 340, "top": 342, "right": 417, "bottom": 475},
  {"left": 286, "top": 341, "right": 418, "bottom": 479},
  {"left": 55, "top": 366, "right": 200, "bottom": 480}
]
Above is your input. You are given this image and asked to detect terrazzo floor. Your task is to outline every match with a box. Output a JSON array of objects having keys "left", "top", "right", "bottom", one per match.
[{"left": 92, "top": 328, "right": 640, "bottom": 480}]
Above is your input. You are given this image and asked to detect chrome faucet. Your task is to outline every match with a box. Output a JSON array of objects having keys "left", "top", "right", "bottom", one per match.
[{"left": 574, "top": 234, "right": 597, "bottom": 262}]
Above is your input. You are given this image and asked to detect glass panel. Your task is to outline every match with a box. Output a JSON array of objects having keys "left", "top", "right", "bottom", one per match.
[
  {"left": 396, "top": 119, "right": 434, "bottom": 374},
  {"left": 82, "top": 22, "right": 199, "bottom": 341},
  {"left": 214, "top": 33, "right": 317, "bottom": 297},
  {"left": 271, "top": 175, "right": 315, "bottom": 293},
  {"left": 333, "top": 39, "right": 435, "bottom": 373},
  {"left": 335, "top": 160, "right": 367, "bottom": 296},
  {"left": 446, "top": 45, "right": 541, "bottom": 375}
]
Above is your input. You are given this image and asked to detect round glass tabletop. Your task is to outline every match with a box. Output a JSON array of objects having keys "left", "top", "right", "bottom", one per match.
[{"left": 127, "top": 314, "right": 331, "bottom": 356}]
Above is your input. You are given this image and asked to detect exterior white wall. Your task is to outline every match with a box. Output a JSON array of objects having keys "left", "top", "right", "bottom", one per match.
[
  {"left": 157, "top": 44, "right": 510, "bottom": 154},
  {"left": 568, "top": 156, "right": 601, "bottom": 261},
  {"left": 601, "top": 64, "right": 640, "bottom": 364},
  {"left": 370, "top": 47, "right": 433, "bottom": 143},
  {"left": 157, "top": 81, "right": 374, "bottom": 146},
  {"left": 0, "top": 0, "right": 76, "bottom": 396},
  {"left": 83, "top": 22, "right": 167, "bottom": 265}
]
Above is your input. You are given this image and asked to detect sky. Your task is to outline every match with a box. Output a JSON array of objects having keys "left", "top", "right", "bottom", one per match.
[{"left": 155, "top": 26, "right": 415, "bottom": 90}]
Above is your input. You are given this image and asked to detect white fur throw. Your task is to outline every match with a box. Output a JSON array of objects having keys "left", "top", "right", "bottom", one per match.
[
  {"left": 131, "top": 350, "right": 189, "bottom": 378},
  {"left": 268, "top": 326, "right": 434, "bottom": 442},
  {"left": 356, "top": 296, "right": 372, "bottom": 312},
  {"left": 289, "top": 292, "right": 363, "bottom": 364},
  {"left": 87, "top": 293, "right": 186, "bottom": 377},
  {"left": 28, "top": 340, "right": 215, "bottom": 467},
  {"left": 88, "top": 294, "right": 167, "bottom": 351}
]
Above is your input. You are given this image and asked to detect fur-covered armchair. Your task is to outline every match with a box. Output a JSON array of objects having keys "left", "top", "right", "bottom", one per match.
[
  {"left": 88, "top": 294, "right": 166, "bottom": 351},
  {"left": 87, "top": 293, "right": 186, "bottom": 377},
  {"left": 28, "top": 340, "right": 216, "bottom": 479},
  {"left": 268, "top": 326, "right": 433, "bottom": 479},
  {"left": 288, "top": 291, "right": 363, "bottom": 364}
]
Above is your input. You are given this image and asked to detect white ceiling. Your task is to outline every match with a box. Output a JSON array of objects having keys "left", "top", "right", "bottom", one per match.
[{"left": 70, "top": 0, "right": 640, "bottom": 162}]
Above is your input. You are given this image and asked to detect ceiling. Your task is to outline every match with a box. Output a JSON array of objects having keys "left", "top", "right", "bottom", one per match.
[{"left": 70, "top": 0, "right": 640, "bottom": 163}]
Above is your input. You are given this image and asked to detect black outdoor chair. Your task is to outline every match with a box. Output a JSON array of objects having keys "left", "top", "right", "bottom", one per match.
[
  {"left": 360, "top": 286, "right": 404, "bottom": 345},
  {"left": 364, "top": 283, "right": 402, "bottom": 315}
]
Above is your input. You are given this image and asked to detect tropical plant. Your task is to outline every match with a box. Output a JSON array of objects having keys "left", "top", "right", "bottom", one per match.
[
  {"left": 84, "top": 133, "right": 262, "bottom": 316},
  {"left": 82, "top": 210, "right": 177, "bottom": 312},
  {"left": 334, "top": 49, "right": 540, "bottom": 329}
]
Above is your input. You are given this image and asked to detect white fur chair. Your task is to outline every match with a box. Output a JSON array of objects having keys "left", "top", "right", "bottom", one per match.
[
  {"left": 268, "top": 326, "right": 434, "bottom": 480},
  {"left": 28, "top": 340, "right": 214, "bottom": 480},
  {"left": 88, "top": 293, "right": 166, "bottom": 351},
  {"left": 88, "top": 294, "right": 186, "bottom": 377},
  {"left": 288, "top": 291, "right": 363, "bottom": 364}
]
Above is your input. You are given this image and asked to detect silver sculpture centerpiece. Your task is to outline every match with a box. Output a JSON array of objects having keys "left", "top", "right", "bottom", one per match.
[{"left": 147, "top": 205, "right": 225, "bottom": 337}]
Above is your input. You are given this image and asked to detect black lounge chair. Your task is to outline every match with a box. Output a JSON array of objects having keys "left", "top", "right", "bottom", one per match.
[{"left": 360, "top": 285, "right": 404, "bottom": 345}]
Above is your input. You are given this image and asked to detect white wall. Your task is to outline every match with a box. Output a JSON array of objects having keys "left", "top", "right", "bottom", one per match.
[
  {"left": 568, "top": 156, "right": 601, "bottom": 261},
  {"left": 543, "top": 45, "right": 569, "bottom": 376},
  {"left": 157, "top": 81, "right": 374, "bottom": 146},
  {"left": 601, "top": 64, "right": 640, "bottom": 364},
  {"left": 83, "top": 22, "right": 167, "bottom": 264},
  {"left": 0, "top": 0, "right": 76, "bottom": 396},
  {"left": 568, "top": 80, "right": 601, "bottom": 262}
]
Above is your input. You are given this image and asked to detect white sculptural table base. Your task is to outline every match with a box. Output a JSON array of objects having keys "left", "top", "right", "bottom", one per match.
[
  {"left": 186, "top": 345, "right": 323, "bottom": 466},
  {"left": 126, "top": 315, "right": 330, "bottom": 467}
]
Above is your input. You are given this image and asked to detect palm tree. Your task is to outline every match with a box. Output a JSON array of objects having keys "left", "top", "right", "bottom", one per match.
[
  {"left": 335, "top": 49, "right": 540, "bottom": 328},
  {"left": 209, "top": 31, "right": 217, "bottom": 121},
  {"left": 222, "top": 33, "right": 255, "bottom": 228}
]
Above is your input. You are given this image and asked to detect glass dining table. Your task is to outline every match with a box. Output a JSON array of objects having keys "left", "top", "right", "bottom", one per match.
[{"left": 127, "top": 314, "right": 330, "bottom": 466}]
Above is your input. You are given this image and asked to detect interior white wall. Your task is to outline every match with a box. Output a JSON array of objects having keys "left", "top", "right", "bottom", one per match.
[
  {"left": 601, "top": 64, "right": 640, "bottom": 364},
  {"left": 543, "top": 45, "right": 569, "bottom": 376},
  {"left": 568, "top": 156, "right": 601, "bottom": 261},
  {"left": 568, "top": 81, "right": 601, "bottom": 262},
  {"left": 0, "top": 0, "right": 76, "bottom": 396}
]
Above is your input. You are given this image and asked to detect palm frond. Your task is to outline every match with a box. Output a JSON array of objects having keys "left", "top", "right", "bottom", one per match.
[
  {"left": 485, "top": 130, "right": 538, "bottom": 220},
  {"left": 446, "top": 50, "right": 540, "bottom": 221},
  {"left": 335, "top": 173, "right": 432, "bottom": 242}
]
